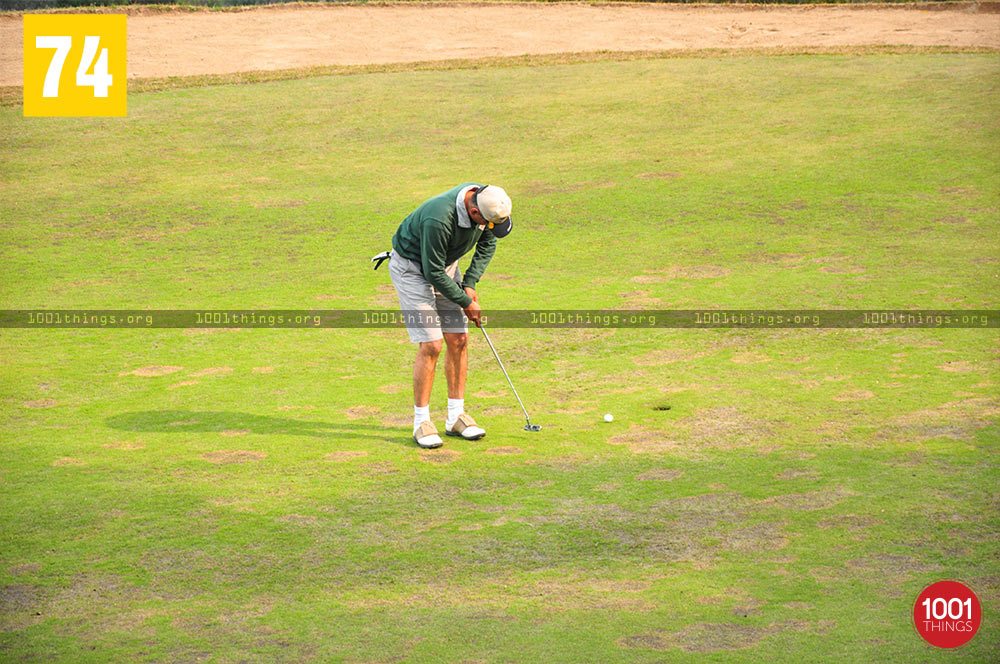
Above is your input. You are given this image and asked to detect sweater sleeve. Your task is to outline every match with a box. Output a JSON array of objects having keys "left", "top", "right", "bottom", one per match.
[
  {"left": 420, "top": 219, "right": 473, "bottom": 308},
  {"left": 462, "top": 228, "right": 496, "bottom": 290}
]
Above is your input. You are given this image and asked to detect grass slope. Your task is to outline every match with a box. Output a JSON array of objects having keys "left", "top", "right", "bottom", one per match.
[{"left": 1, "top": 54, "right": 998, "bottom": 662}]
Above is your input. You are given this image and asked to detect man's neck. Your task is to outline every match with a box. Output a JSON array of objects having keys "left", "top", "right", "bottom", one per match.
[{"left": 464, "top": 189, "right": 485, "bottom": 229}]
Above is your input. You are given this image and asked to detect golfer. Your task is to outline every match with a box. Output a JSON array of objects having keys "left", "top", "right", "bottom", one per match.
[{"left": 374, "top": 183, "right": 513, "bottom": 449}]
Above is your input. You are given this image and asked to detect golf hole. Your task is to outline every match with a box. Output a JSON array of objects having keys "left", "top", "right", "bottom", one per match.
[{"left": 653, "top": 405, "right": 672, "bottom": 411}]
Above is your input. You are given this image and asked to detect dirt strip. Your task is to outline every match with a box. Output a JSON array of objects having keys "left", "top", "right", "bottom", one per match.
[{"left": 2, "top": 2, "right": 999, "bottom": 86}]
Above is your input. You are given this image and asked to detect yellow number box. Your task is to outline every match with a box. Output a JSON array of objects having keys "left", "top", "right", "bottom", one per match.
[{"left": 23, "top": 14, "right": 127, "bottom": 117}]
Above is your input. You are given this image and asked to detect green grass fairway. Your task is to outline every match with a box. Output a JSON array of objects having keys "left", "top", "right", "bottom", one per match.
[{"left": 2, "top": 53, "right": 998, "bottom": 662}]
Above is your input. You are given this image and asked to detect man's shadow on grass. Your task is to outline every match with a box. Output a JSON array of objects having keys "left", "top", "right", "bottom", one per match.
[{"left": 105, "top": 410, "right": 408, "bottom": 444}]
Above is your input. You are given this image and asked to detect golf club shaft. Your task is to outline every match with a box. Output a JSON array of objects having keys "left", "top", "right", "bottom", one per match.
[{"left": 479, "top": 325, "right": 532, "bottom": 424}]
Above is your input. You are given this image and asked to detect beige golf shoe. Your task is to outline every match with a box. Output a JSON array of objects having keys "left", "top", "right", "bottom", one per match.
[
  {"left": 445, "top": 413, "right": 486, "bottom": 440},
  {"left": 413, "top": 420, "right": 443, "bottom": 449}
]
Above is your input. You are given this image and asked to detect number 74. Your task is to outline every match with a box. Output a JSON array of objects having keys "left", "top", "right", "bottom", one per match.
[{"left": 35, "top": 35, "right": 113, "bottom": 98}]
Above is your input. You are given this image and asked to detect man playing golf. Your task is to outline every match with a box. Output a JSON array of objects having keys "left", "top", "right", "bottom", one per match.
[{"left": 373, "top": 183, "right": 513, "bottom": 449}]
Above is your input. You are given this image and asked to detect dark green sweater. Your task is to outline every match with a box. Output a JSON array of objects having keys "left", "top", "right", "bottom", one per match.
[{"left": 391, "top": 183, "right": 497, "bottom": 308}]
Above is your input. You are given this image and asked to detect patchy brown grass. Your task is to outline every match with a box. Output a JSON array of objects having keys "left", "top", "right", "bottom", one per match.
[
  {"left": 811, "top": 553, "right": 942, "bottom": 597},
  {"left": 250, "top": 199, "right": 307, "bottom": 209},
  {"left": 51, "top": 457, "right": 85, "bottom": 467},
  {"left": 817, "top": 514, "right": 881, "bottom": 532},
  {"left": 687, "top": 407, "right": 775, "bottom": 450},
  {"left": 484, "top": 446, "right": 523, "bottom": 455},
  {"left": 749, "top": 251, "right": 807, "bottom": 266},
  {"left": 189, "top": 366, "right": 233, "bottom": 377},
  {"left": 0, "top": 572, "right": 154, "bottom": 636},
  {"left": 380, "top": 413, "right": 413, "bottom": 428},
  {"left": 832, "top": 389, "right": 875, "bottom": 402},
  {"left": 818, "top": 265, "right": 866, "bottom": 274},
  {"left": 760, "top": 486, "right": 856, "bottom": 511},
  {"left": 774, "top": 468, "right": 820, "bottom": 480},
  {"left": 589, "top": 579, "right": 655, "bottom": 593},
  {"left": 618, "top": 619, "right": 824, "bottom": 652},
  {"left": 846, "top": 553, "right": 942, "bottom": 582},
  {"left": 323, "top": 451, "right": 369, "bottom": 462},
  {"left": 880, "top": 396, "right": 1000, "bottom": 441},
  {"left": 120, "top": 366, "right": 183, "bottom": 377},
  {"left": 344, "top": 405, "right": 382, "bottom": 420},
  {"left": 371, "top": 283, "right": 398, "bottom": 308},
  {"left": 207, "top": 496, "right": 256, "bottom": 512},
  {"left": 22, "top": 398, "right": 57, "bottom": 408},
  {"left": 965, "top": 576, "right": 1000, "bottom": 609},
  {"left": 694, "top": 587, "right": 761, "bottom": 609},
  {"left": 635, "top": 172, "right": 683, "bottom": 179},
  {"left": 620, "top": 492, "right": 778, "bottom": 561},
  {"left": 607, "top": 426, "right": 685, "bottom": 454},
  {"left": 481, "top": 405, "right": 519, "bottom": 417},
  {"left": 845, "top": 554, "right": 945, "bottom": 596},
  {"left": 181, "top": 327, "right": 241, "bottom": 337},
  {"left": 618, "top": 289, "right": 661, "bottom": 307},
  {"left": 938, "top": 360, "right": 985, "bottom": 373},
  {"left": 168, "top": 380, "right": 199, "bottom": 389},
  {"left": 814, "top": 419, "right": 853, "bottom": 438},
  {"left": 522, "top": 579, "right": 658, "bottom": 613},
  {"left": 0, "top": 584, "right": 46, "bottom": 631},
  {"left": 811, "top": 256, "right": 866, "bottom": 275},
  {"left": 419, "top": 449, "right": 462, "bottom": 465},
  {"left": 340, "top": 578, "right": 507, "bottom": 611},
  {"left": 102, "top": 440, "right": 145, "bottom": 450},
  {"left": 661, "top": 492, "right": 754, "bottom": 517},
  {"left": 360, "top": 461, "right": 400, "bottom": 476},
  {"left": 473, "top": 389, "right": 507, "bottom": 398},
  {"left": 730, "top": 352, "right": 772, "bottom": 364},
  {"left": 526, "top": 500, "right": 634, "bottom": 530},
  {"left": 276, "top": 514, "right": 321, "bottom": 526},
  {"left": 721, "top": 522, "right": 791, "bottom": 552},
  {"left": 633, "top": 349, "right": 707, "bottom": 366},
  {"left": 202, "top": 450, "right": 266, "bottom": 464},
  {"left": 732, "top": 597, "right": 766, "bottom": 617},
  {"left": 631, "top": 265, "right": 731, "bottom": 282},
  {"left": 522, "top": 180, "right": 617, "bottom": 195},
  {"left": 636, "top": 469, "right": 684, "bottom": 481},
  {"left": 6, "top": 563, "right": 42, "bottom": 576}
]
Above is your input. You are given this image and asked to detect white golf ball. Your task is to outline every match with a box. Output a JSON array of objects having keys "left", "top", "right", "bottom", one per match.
[{"left": 604, "top": 413, "right": 614, "bottom": 423}]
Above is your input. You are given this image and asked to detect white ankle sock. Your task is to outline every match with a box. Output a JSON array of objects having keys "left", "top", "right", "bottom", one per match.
[
  {"left": 446, "top": 398, "right": 464, "bottom": 428},
  {"left": 414, "top": 405, "right": 430, "bottom": 432}
]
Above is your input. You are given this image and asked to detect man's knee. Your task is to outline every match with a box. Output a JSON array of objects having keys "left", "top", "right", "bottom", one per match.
[
  {"left": 444, "top": 333, "right": 468, "bottom": 351},
  {"left": 418, "top": 339, "right": 443, "bottom": 358}
]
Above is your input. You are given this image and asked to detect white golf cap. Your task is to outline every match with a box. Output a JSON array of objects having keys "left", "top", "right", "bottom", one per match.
[{"left": 475, "top": 185, "right": 513, "bottom": 237}]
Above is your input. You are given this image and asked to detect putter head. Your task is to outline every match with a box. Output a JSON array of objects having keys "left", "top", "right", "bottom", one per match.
[{"left": 524, "top": 423, "right": 542, "bottom": 432}]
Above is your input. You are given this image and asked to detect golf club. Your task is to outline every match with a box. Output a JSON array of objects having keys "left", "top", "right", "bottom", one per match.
[{"left": 479, "top": 323, "right": 542, "bottom": 432}]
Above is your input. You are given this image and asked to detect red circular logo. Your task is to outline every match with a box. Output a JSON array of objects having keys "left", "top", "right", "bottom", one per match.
[{"left": 913, "top": 580, "right": 981, "bottom": 648}]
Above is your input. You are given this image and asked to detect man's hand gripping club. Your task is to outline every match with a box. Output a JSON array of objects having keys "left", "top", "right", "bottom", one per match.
[{"left": 463, "top": 287, "right": 482, "bottom": 328}]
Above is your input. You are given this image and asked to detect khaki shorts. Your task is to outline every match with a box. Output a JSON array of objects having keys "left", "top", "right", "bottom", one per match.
[{"left": 388, "top": 250, "right": 469, "bottom": 343}]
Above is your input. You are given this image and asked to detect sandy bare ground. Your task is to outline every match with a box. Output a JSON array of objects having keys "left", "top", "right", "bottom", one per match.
[{"left": 2, "top": 2, "right": 999, "bottom": 86}]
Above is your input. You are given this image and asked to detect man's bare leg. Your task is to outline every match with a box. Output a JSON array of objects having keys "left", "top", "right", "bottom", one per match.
[
  {"left": 443, "top": 331, "right": 484, "bottom": 438},
  {"left": 443, "top": 332, "right": 468, "bottom": 400},
  {"left": 413, "top": 339, "right": 442, "bottom": 408}
]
